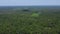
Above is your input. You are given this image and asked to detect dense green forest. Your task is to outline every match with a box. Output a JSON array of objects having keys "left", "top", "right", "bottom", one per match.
[{"left": 0, "top": 6, "right": 60, "bottom": 34}]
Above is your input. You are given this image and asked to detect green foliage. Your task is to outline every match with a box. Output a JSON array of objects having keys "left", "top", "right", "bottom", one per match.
[{"left": 0, "top": 13, "right": 60, "bottom": 34}]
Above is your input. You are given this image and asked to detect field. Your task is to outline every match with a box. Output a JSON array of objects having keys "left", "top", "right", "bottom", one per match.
[{"left": 0, "top": 6, "right": 60, "bottom": 34}]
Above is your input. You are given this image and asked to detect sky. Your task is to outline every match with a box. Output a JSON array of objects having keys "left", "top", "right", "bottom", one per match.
[{"left": 0, "top": 0, "right": 60, "bottom": 6}]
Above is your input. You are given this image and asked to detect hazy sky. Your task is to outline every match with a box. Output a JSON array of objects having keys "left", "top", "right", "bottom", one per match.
[{"left": 0, "top": 0, "right": 60, "bottom": 6}]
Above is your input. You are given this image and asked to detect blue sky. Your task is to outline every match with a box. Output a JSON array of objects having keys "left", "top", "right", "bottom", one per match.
[{"left": 0, "top": 0, "right": 60, "bottom": 6}]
